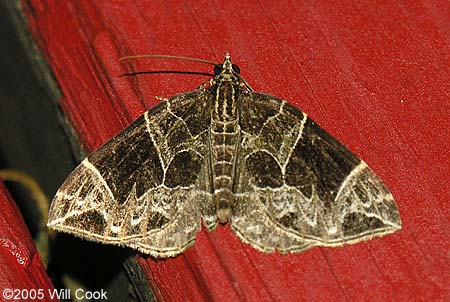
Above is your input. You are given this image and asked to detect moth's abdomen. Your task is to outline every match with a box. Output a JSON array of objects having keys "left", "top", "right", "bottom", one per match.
[{"left": 211, "top": 119, "right": 239, "bottom": 223}]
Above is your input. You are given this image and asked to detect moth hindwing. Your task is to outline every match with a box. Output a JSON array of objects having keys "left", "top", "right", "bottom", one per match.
[{"left": 48, "top": 53, "right": 401, "bottom": 257}]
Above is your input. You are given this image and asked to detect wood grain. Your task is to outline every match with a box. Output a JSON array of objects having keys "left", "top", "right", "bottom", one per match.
[{"left": 23, "top": 0, "right": 450, "bottom": 301}]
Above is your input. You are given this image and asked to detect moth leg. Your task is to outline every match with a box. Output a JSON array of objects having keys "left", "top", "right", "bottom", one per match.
[
  {"left": 198, "top": 79, "right": 215, "bottom": 90},
  {"left": 154, "top": 96, "right": 169, "bottom": 102}
]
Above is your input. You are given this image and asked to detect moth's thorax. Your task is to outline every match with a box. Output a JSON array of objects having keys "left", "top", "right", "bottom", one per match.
[
  {"left": 212, "top": 54, "right": 240, "bottom": 122},
  {"left": 212, "top": 80, "right": 239, "bottom": 122}
]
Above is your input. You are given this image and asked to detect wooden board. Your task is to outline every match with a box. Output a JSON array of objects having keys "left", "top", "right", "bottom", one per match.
[
  {"left": 0, "top": 181, "right": 56, "bottom": 301},
  {"left": 23, "top": 1, "right": 450, "bottom": 301}
]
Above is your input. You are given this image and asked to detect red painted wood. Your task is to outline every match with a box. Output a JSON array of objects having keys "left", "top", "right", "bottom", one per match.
[
  {"left": 23, "top": 0, "right": 449, "bottom": 301},
  {"left": 0, "top": 181, "right": 56, "bottom": 301}
]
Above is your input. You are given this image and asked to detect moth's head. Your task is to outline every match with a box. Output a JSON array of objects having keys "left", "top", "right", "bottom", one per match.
[{"left": 214, "top": 53, "right": 240, "bottom": 81}]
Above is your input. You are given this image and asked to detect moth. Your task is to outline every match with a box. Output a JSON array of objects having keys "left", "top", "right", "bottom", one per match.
[{"left": 48, "top": 53, "right": 401, "bottom": 257}]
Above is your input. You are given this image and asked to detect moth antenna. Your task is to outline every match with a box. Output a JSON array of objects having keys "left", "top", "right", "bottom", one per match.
[
  {"left": 120, "top": 54, "right": 251, "bottom": 89},
  {"left": 119, "top": 54, "right": 217, "bottom": 66},
  {"left": 236, "top": 73, "right": 254, "bottom": 92}
]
